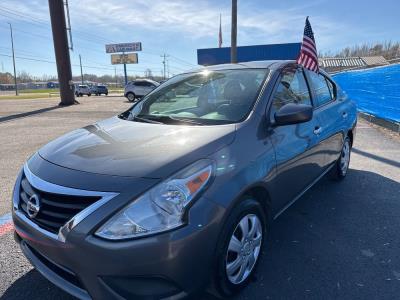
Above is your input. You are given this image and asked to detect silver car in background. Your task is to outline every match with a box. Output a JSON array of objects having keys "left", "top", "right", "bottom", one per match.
[{"left": 124, "top": 79, "right": 159, "bottom": 102}]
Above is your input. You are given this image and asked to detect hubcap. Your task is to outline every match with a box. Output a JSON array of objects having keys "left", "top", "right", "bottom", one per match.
[
  {"left": 226, "top": 214, "right": 262, "bottom": 285},
  {"left": 340, "top": 140, "right": 350, "bottom": 175},
  {"left": 128, "top": 94, "right": 134, "bottom": 101}
]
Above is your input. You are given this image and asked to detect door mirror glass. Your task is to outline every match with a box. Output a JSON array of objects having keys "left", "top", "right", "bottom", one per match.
[{"left": 274, "top": 103, "right": 313, "bottom": 126}]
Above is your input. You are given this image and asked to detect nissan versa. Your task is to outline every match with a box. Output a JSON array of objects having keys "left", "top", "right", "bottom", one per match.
[{"left": 12, "top": 60, "right": 356, "bottom": 300}]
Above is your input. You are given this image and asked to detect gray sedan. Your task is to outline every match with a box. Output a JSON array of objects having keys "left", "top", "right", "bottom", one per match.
[{"left": 12, "top": 60, "right": 356, "bottom": 299}]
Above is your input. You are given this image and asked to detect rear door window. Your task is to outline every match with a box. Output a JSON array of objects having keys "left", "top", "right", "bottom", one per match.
[{"left": 307, "top": 72, "right": 334, "bottom": 107}]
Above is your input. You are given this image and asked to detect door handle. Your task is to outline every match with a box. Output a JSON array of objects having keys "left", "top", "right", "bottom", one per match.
[
  {"left": 342, "top": 112, "right": 348, "bottom": 118},
  {"left": 313, "top": 126, "right": 322, "bottom": 135}
]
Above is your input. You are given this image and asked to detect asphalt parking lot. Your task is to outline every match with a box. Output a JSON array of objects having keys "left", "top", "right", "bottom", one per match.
[{"left": 0, "top": 96, "right": 399, "bottom": 299}]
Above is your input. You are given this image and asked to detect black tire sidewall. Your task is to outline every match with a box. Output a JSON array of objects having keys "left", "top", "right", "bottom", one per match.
[
  {"left": 127, "top": 93, "right": 135, "bottom": 101},
  {"left": 214, "top": 198, "right": 267, "bottom": 297}
]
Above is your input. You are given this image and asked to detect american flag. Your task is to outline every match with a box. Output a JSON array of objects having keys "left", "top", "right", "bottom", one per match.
[
  {"left": 218, "top": 14, "right": 223, "bottom": 48},
  {"left": 297, "top": 17, "right": 319, "bottom": 73}
]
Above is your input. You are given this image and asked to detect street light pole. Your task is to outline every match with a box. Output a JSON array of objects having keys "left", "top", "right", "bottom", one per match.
[
  {"left": 8, "top": 23, "right": 18, "bottom": 96},
  {"left": 231, "top": 0, "right": 238, "bottom": 63}
]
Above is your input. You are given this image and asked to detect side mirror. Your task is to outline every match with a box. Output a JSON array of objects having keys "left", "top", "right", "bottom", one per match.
[{"left": 274, "top": 103, "right": 313, "bottom": 126}]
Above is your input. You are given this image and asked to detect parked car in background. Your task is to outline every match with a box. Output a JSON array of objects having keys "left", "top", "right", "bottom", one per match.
[
  {"left": 124, "top": 79, "right": 159, "bottom": 102},
  {"left": 91, "top": 85, "right": 108, "bottom": 96},
  {"left": 12, "top": 60, "right": 356, "bottom": 300},
  {"left": 75, "top": 85, "right": 91, "bottom": 97}
]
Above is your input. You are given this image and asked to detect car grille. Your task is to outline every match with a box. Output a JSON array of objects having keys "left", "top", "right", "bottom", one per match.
[{"left": 19, "top": 173, "right": 101, "bottom": 234}]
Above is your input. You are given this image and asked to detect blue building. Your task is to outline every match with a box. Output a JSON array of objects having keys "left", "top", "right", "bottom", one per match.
[{"left": 197, "top": 43, "right": 301, "bottom": 66}]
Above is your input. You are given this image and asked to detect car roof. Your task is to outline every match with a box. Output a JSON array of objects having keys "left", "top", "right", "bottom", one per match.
[
  {"left": 181, "top": 60, "right": 331, "bottom": 79},
  {"left": 184, "top": 60, "right": 295, "bottom": 73},
  {"left": 135, "top": 79, "right": 157, "bottom": 83}
]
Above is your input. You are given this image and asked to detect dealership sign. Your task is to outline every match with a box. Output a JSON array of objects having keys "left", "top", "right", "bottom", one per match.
[
  {"left": 105, "top": 42, "right": 142, "bottom": 53},
  {"left": 111, "top": 53, "right": 138, "bottom": 65}
]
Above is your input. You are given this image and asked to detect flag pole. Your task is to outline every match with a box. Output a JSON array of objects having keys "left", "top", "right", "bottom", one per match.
[
  {"left": 231, "top": 0, "right": 237, "bottom": 63},
  {"left": 219, "top": 13, "right": 222, "bottom": 48}
]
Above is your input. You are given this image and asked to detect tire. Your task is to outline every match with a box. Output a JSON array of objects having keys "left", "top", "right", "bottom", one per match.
[
  {"left": 105, "top": 93, "right": 108, "bottom": 96},
  {"left": 330, "top": 136, "right": 351, "bottom": 180},
  {"left": 88, "top": 93, "right": 91, "bottom": 97},
  {"left": 79, "top": 93, "right": 82, "bottom": 97},
  {"left": 126, "top": 92, "right": 135, "bottom": 102},
  {"left": 211, "top": 197, "right": 267, "bottom": 298}
]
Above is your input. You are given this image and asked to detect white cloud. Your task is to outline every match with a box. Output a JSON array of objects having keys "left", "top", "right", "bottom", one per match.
[{"left": 0, "top": 0, "right": 368, "bottom": 52}]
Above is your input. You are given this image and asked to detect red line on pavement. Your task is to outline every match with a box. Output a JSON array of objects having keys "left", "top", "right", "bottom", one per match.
[{"left": 0, "top": 222, "right": 14, "bottom": 236}]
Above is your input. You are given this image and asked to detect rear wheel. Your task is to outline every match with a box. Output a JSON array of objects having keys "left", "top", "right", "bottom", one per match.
[
  {"left": 330, "top": 136, "right": 351, "bottom": 180},
  {"left": 126, "top": 92, "right": 135, "bottom": 102},
  {"left": 88, "top": 93, "right": 91, "bottom": 97},
  {"left": 211, "top": 197, "right": 267, "bottom": 298}
]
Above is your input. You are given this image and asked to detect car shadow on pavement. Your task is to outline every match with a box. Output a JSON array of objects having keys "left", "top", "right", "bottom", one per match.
[
  {"left": 1, "top": 269, "right": 75, "bottom": 300},
  {"left": 2, "top": 169, "right": 400, "bottom": 300},
  {"left": 238, "top": 169, "right": 400, "bottom": 299},
  {"left": 0, "top": 106, "right": 62, "bottom": 124}
]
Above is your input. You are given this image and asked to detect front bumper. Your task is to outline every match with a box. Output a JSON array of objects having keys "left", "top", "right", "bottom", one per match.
[{"left": 12, "top": 164, "right": 226, "bottom": 299}]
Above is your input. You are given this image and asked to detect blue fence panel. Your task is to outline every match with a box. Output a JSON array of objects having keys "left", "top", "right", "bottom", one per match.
[{"left": 332, "top": 64, "right": 400, "bottom": 123}]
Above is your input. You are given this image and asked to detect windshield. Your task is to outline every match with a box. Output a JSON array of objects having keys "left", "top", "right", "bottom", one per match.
[{"left": 122, "top": 68, "right": 269, "bottom": 125}]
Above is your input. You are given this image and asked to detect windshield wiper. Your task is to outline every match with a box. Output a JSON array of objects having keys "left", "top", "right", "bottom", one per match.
[
  {"left": 132, "top": 115, "right": 163, "bottom": 124},
  {"left": 144, "top": 115, "right": 204, "bottom": 125}
]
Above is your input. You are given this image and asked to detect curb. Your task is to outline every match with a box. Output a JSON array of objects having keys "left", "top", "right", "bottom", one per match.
[{"left": 358, "top": 112, "right": 400, "bottom": 134}]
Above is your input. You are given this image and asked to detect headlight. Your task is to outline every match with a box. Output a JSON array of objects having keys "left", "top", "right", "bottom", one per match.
[{"left": 95, "top": 160, "right": 214, "bottom": 240}]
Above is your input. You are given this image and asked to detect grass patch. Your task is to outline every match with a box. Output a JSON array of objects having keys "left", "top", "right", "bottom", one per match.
[
  {"left": 0, "top": 93, "right": 59, "bottom": 100},
  {"left": 20, "top": 89, "right": 59, "bottom": 94}
]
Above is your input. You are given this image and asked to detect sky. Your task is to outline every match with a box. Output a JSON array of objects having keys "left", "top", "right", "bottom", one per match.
[{"left": 0, "top": 0, "right": 399, "bottom": 78}]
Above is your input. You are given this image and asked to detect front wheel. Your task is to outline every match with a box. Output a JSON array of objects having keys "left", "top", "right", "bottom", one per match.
[
  {"left": 126, "top": 92, "right": 135, "bottom": 102},
  {"left": 211, "top": 197, "right": 267, "bottom": 298},
  {"left": 330, "top": 136, "right": 351, "bottom": 180}
]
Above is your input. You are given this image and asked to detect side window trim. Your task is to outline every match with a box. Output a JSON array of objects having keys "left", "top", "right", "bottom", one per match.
[
  {"left": 267, "top": 65, "right": 296, "bottom": 120},
  {"left": 267, "top": 64, "right": 313, "bottom": 120},
  {"left": 324, "top": 76, "right": 337, "bottom": 100},
  {"left": 299, "top": 66, "right": 315, "bottom": 107}
]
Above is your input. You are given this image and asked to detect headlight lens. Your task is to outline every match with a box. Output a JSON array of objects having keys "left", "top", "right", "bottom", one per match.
[{"left": 95, "top": 160, "right": 214, "bottom": 240}]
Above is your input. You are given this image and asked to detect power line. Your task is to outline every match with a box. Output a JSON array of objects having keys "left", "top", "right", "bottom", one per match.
[{"left": 0, "top": 4, "right": 197, "bottom": 75}]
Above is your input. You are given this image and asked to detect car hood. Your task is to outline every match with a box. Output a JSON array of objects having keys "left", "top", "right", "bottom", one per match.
[{"left": 38, "top": 116, "right": 236, "bottom": 178}]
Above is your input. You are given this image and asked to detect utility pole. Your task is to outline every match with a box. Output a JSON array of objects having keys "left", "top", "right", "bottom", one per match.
[
  {"left": 114, "top": 67, "right": 117, "bottom": 88},
  {"left": 231, "top": 0, "right": 238, "bottom": 63},
  {"left": 123, "top": 63, "right": 128, "bottom": 86},
  {"left": 8, "top": 23, "right": 18, "bottom": 96},
  {"left": 79, "top": 54, "right": 84, "bottom": 84},
  {"left": 48, "top": 0, "right": 75, "bottom": 106},
  {"left": 161, "top": 54, "right": 169, "bottom": 79}
]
